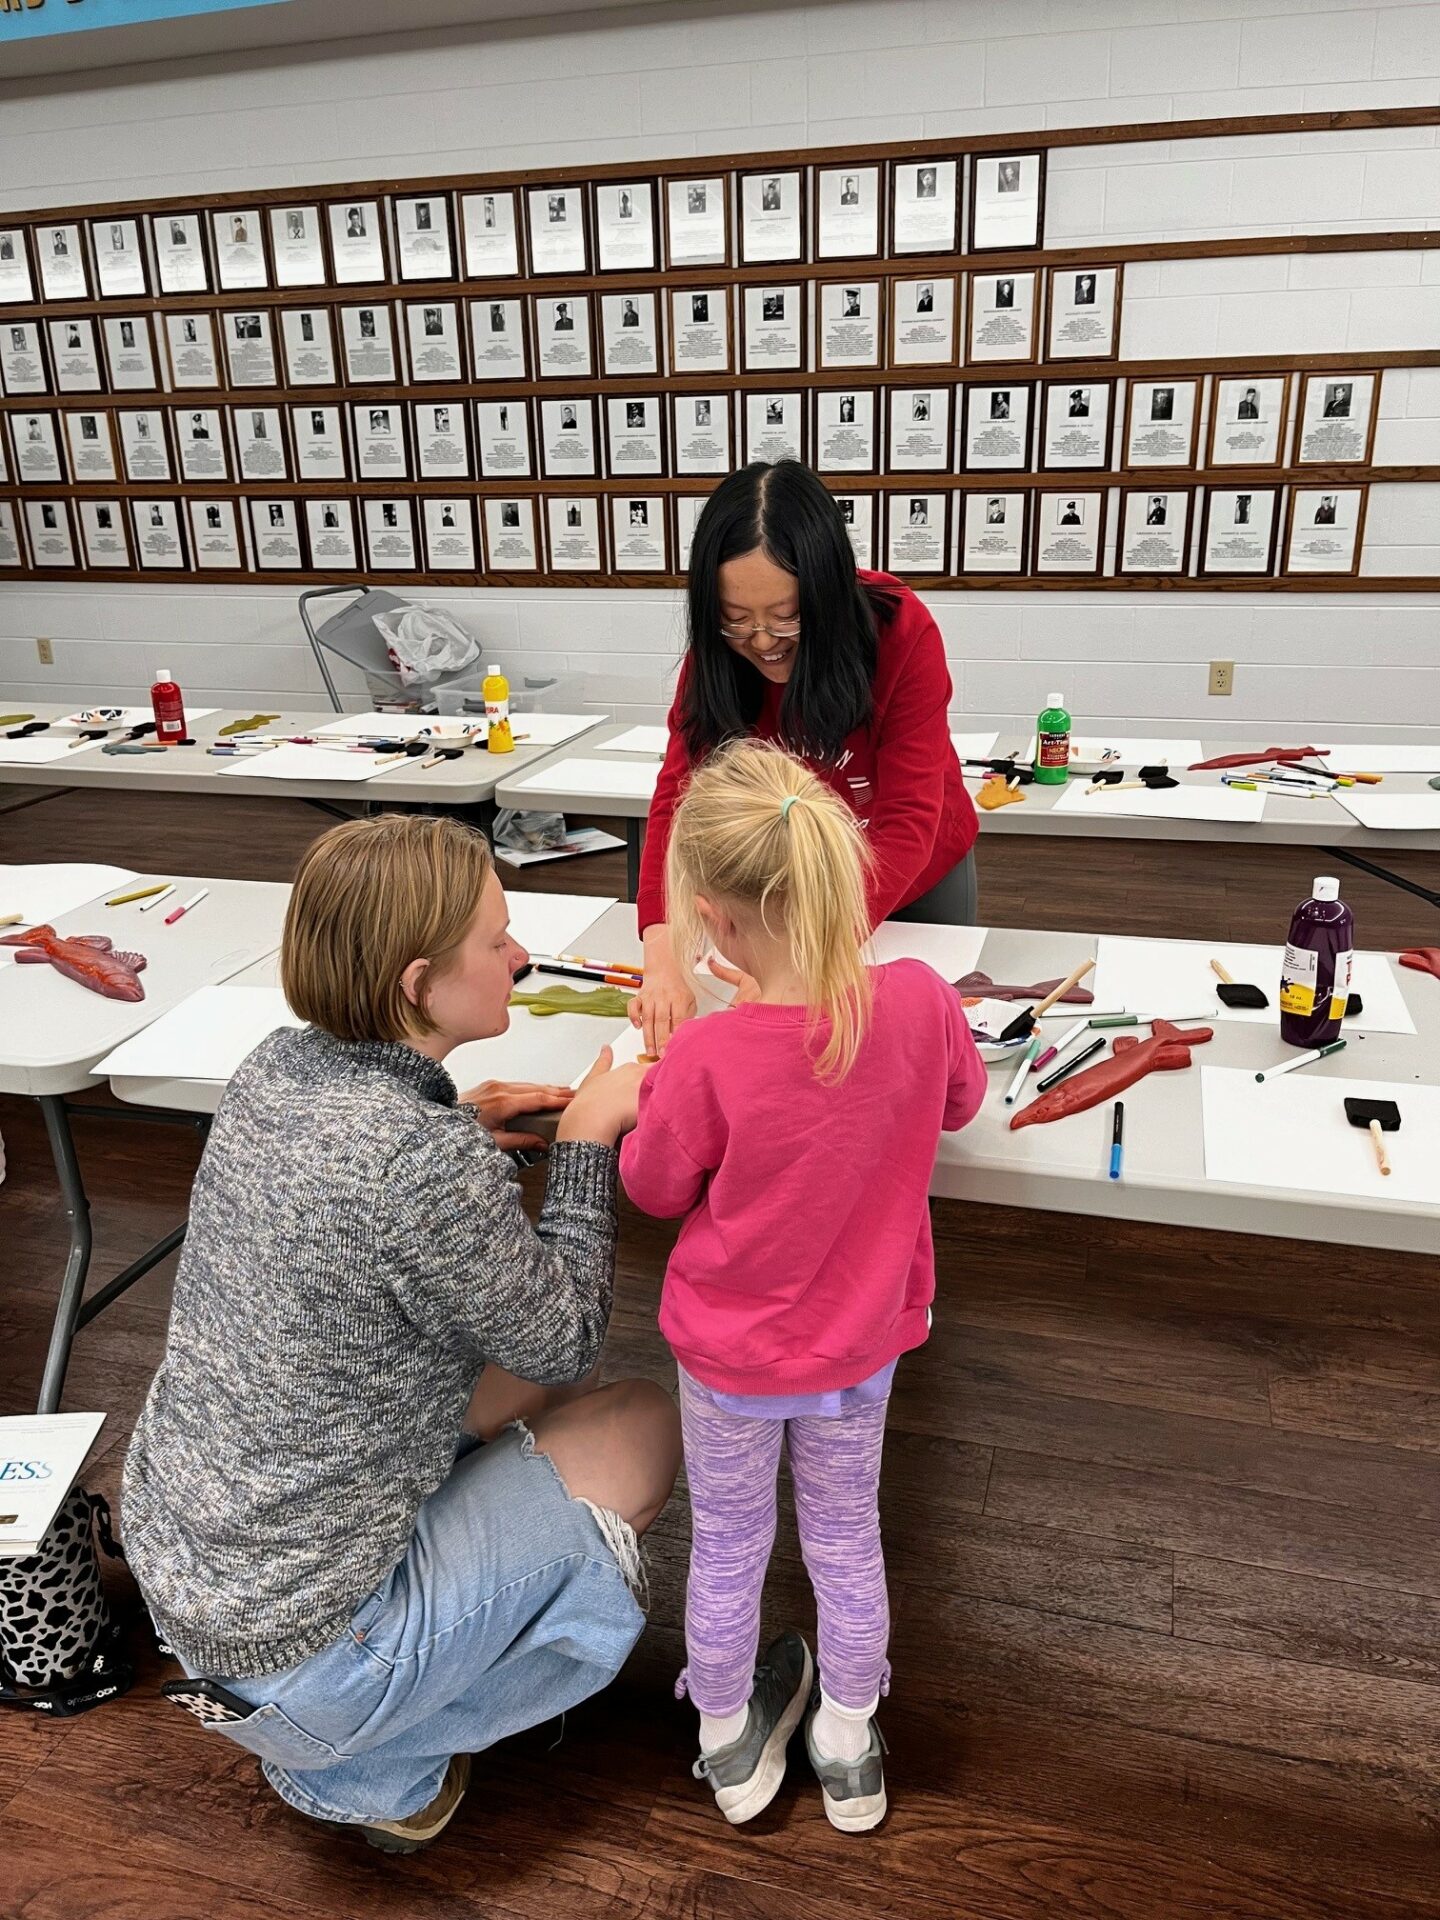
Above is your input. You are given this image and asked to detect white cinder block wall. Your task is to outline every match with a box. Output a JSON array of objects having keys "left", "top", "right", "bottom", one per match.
[{"left": 1, "top": 0, "right": 1438, "bottom": 742}]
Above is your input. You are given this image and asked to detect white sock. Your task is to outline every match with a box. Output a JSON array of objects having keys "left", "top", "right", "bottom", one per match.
[
  {"left": 699, "top": 1705, "right": 748, "bottom": 1754},
  {"left": 810, "top": 1689, "right": 876, "bottom": 1763}
]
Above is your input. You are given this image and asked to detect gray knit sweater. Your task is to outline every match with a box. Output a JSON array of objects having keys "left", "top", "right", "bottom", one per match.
[{"left": 121, "top": 1024, "right": 618, "bottom": 1679}]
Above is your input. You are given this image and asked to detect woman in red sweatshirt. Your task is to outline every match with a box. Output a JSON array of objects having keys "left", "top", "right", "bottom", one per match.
[{"left": 631, "top": 460, "right": 979, "bottom": 1056}]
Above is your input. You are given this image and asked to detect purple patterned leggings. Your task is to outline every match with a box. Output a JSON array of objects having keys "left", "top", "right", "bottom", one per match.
[{"left": 676, "top": 1367, "right": 892, "bottom": 1717}]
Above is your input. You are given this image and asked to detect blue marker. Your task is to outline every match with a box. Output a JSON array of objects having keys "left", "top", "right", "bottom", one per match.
[{"left": 1109, "top": 1100, "right": 1125, "bottom": 1181}]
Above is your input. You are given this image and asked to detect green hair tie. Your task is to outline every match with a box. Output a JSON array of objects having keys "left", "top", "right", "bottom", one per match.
[{"left": 780, "top": 794, "right": 798, "bottom": 821}]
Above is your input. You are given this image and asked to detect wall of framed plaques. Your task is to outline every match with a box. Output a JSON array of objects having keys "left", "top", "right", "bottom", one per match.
[{"left": 0, "top": 110, "right": 1435, "bottom": 590}]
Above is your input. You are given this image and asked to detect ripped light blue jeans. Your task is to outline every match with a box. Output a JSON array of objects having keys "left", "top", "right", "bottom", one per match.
[{"left": 187, "top": 1426, "right": 646, "bottom": 1825}]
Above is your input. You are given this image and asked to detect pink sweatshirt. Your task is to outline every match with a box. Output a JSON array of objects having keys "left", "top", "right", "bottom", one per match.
[{"left": 619, "top": 959, "right": 986, "bottom": 1396}]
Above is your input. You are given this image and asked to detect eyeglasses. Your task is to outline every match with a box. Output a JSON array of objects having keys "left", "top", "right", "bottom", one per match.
[{"left": 718, "top": 619, "right": 802, "bottom": 643}]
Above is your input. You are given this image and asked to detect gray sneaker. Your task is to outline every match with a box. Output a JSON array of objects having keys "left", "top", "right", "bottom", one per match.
[
  {"left": 691, "top": 1631, "right": 813, "bottom": 1825},
  {"left": 805, "top": 1701, "right": 888, "bottom": 1833}
]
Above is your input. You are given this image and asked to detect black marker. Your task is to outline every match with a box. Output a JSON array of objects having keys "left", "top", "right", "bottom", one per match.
[{"left": 1035, "top": 1036, "right": 1104, "bottom": 1092}]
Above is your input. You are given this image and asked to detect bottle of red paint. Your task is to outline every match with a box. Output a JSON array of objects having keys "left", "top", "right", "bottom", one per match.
[{"left": 150, "top": 666, "right": 187, "bottom": 744}]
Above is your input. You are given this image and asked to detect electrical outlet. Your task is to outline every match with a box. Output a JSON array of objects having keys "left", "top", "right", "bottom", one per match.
[
  {"left": 1208, "top": 660, "right": 1234, "bottom": 697},
  {"left": 36, "top": 637, "right": 54, "bottom": 667}
]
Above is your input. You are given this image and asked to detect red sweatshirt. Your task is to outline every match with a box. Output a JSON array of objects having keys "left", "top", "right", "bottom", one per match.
[
  {"left": 635, "top": 573, "right": 979, "bottom": 934},
  {"left": 619, "top": 959, "right": 987, "bottom": 1394}
]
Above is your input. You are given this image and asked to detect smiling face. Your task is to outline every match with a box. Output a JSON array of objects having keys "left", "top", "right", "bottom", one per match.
[
  {"left": 717, "top": 547, "right": 801, "bottom": 685},
  {"left": 403, "top": 869, "right": 529, "bottom": 1055}
]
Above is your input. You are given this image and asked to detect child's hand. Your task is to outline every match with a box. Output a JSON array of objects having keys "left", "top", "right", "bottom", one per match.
[
  {"left": 706, "top": 957, "right": 762, "bottom": 1005},
  {"left": 556, "top": 1048, "right": 647, "bottom": 1148},
  {"left": 630, "top": 966, "right": 697, "bottom": 1057},
  {"left": 461, "top": 1079, "right": 573, "bottom": 1153}
]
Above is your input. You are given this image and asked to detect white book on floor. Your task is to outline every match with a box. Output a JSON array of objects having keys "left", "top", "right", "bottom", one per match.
[{"left": 0, "top": 1413, "right": 106, "bottom": 1559}]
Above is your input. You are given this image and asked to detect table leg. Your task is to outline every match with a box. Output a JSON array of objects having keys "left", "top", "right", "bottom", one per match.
[
  {"left": 1324, "top": 847, "right": 1440, "bottom": 912},
  {"left": 626, "top": 819, "right": 642, "bottom": 903},
  {"left": 37, "top": 1095, "right": 94, "bottom": 1417}
]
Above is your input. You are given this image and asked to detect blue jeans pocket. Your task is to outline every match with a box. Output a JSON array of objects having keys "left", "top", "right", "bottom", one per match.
[{"left": 221, "top": 1700, "right": 342, "bottom": 1771}]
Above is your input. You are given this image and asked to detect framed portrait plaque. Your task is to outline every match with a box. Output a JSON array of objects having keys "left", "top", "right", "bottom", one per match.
[
  {"left": 961, "top": 381, "right": 1033, "bottom": 472},
  {"left": 1040, "top": 378, "right": 1113, "bottom": 471},
  {"left": 1123, "top": 377, "right": 1200, "bottom": 469},
  {"left": 968, "top": 270, "right": 1038, "bottom": 366},
  {"left": 1118, "top": 486, "right": 1194, "bottom": 576},
  {"left": 961, "top": 489, "right": 1028, "bottom": 574},
  {"left": 818, "top": 281, "right": 882, "bottom": 370},
  {"left": 669, "top": 288, "right": 732, "bottom": 375},
  {"left": 461, "top": 189, "right": 522, "bottom": 279},
  {"left": 328, "top": 199, "right": 388, "bottom": 285},
  {"left": 1208, "top": 375, "right": 1289, "bottom": 468},
  {"left": 1284, "top": 486, "right": 1367, "bottom": 576},
  {"left": 470, "top": 298, "right": 528, "bottom": 381},
  {"left": 969, "top": 151, "right": 1045, "bottom": 252},
  {"left": 739, "top": 168, "right": 804, "bottom": 265},
  {"left": 1200, "top": 485, "right": 1280, "bottom": 577},
  {"left": 890, "top": 158, "right": 959, "bottom": 255},
  {"left": 1034, "top": 489, "right": 1105, "bottom": 576},
  {"left": 815, "top": 163, "right": 881, "bottom": 260},
  {"left": 886, "top": 491, "right": 950, "bottom": 575},
  {"left": 595, "top": 181, "right": 657, "bottom": 272},
  {"left": 212, "top": 208, "right": 269, "bottom": 290},
  {"left": 1295, "top": 371, "right": 1379, "bottom": 465},
  {"left": 666, "top": 175, "right": 729, "bottom": 268},
  {"left": 1046, "top": 265, "right": 1121, "bottom": 361}
]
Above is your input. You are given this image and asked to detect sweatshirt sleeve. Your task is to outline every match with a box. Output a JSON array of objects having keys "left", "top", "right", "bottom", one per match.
[
  {"left": 942, "top": 980, "right": 988, "bottom": 1133},
  {"left": 863, "top": 601, "right": 956, "bottom": 927},
  {"left": 619, "top": 1040, "right": 717, "bottom": 1217},
  {"left": 636, "top": 669, "right": 696, "bottom": 935},
  {"left": 384, "top": 1116, "right": 619, "bottom": 1385}
]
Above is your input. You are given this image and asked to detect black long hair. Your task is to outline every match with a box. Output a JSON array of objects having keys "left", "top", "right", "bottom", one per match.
[{"left": 679, "top": 461, "right": 897, "bottom": 763}]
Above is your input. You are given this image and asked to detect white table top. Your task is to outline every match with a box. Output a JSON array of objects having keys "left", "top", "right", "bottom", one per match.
[
  {"left": 0, "top": 869, "right": 289, "bottom": 1097},
  {"left": 0, "top": 702, "right": 603, "bottom": 806},
  {"left": 494, "top": 722, "right": 1440, "bottom": 851},
  {"left": 105, "top": 893, "right": 1440, "bottom": 1254}
]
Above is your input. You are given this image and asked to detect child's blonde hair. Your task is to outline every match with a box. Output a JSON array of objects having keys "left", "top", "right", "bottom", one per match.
[{"left": 665, "top": 741, "right": 872, "bottom": 1081}]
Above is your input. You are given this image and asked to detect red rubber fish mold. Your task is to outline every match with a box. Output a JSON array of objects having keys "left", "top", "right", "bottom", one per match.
[
  {"left": 0, "top": 925, "right": 148, "bottom": 1002},
  {"left": 1010, "top": 1019, "right": 1213, "bottom": 1130}
]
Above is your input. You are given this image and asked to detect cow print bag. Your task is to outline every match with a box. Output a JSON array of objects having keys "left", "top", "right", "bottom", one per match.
[{"left": 0, "top": 1488, "right": 135, "bottom": 1716}]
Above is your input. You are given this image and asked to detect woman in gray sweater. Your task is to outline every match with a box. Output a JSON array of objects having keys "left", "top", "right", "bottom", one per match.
[{"left": 123, "top": 813, "right": 680, "bottom": 1853}]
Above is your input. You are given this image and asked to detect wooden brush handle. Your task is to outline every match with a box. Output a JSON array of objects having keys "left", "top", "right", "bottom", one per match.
[
  {"left": 1210, "top": 959, "right": 1236, "bottom": 985},
  {"left": 1034, "top": 958, "right": 1097, "bottom": 1018},
  {"left": 1370, "top": 1118, "right": 1392, "bottom": 1175}
]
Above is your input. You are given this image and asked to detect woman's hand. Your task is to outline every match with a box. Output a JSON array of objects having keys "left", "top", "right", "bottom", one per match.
[
  {"left": 706, "top": 957, "right": 762, "bottom": 1005},
  {"left": 461, "top": 1080, "right": 573, "bottom": 1153},
  {"left": 556, "top": 1047, "right": 647, "bottom": 1149},
  {"left": 630, "top": 924, "right": 696, "bottom": 1057}
]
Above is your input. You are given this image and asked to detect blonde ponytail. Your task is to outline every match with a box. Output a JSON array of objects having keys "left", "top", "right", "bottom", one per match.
[{"left": 665, "top": 740, "right": 873, "bottom": 1081}]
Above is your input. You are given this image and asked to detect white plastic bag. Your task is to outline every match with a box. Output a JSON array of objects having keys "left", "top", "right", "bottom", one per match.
[{"left": 372, "top": 603, "right": 480, "bottom": 687}]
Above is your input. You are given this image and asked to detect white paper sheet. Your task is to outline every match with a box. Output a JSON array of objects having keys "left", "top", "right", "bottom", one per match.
[
  {"left": 95, "top": 985, "right": 302, "bottom": 1081},
  {"left": 1091, "top": 935, "right": 1416, "bottom": 1034},
  {"left": 1050, "top": 781, "right": 1269, "bottom": 826},
  {"left": 509, "top": 713, "right": 604, "bottom": 748},
  {"left": 950, "top": 731, "right": 999, "bottom": 761},
  {"left": 1202, "top": 1067, "right": 1440, "bottom": 1208},
  {"left": 513, "top": 756, "right": 660, "bottom": 800},
  {"left": 570, "top": 1019, "right": 652, "bottom": 1086},
  {"left": 315, "top": 711, "right": 480, "bottom": 739},
  {"left": 215, "top": 744, "right": 415, "bottom": 783},
  {"left": 0, "top": 735, "right": 111, "bottom": 766},
  {"left": 506, "top": 892, "right": 617, "bottom": 960},
  {"left": 869, "top": 921, "right": 989, "bottom": 981},
  {"left": 447, "top": 994, "right": 631, "bottom": 1093},
  {"left": 1021, "top": 735, "right": 1204, "bottom": 767},
  {"left": 0, "top": 863, "right": 136, "bottom": 933},
  {"left": 0, "top": 1412, "right": 106, "bottom": 1558},
  {"left": 1333, "top": 792, "right": 1440, "bottom": 834},
  {"left": 596, "top": 726, "right": 669, "bottom": 756},
  {"left": 1318, "top": 746, "right": 1440, "bottom": 775}
]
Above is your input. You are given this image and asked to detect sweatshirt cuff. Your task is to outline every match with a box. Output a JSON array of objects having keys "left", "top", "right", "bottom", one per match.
[{"left": 545, "top": 1139, "right": 619, "bottom": 1212}]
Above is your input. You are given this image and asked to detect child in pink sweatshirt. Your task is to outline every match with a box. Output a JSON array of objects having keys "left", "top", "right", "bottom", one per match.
[{"left": 620, "top": 741, "right": 985, "bottom": 1833}]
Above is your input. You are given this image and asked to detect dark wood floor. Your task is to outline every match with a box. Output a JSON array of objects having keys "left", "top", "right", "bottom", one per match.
[{"left": 4, "top": 786, "right": 1440, "bottom": 1920}]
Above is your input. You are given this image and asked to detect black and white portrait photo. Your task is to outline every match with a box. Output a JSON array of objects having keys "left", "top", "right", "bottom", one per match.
[
  {"left": 415, "top": 202, "right": 433, "bottom": 231},
  {"left": 762, "top": 292, "right": 785, "bottom": 321},
  {"left": 843, "top": 287, "right": 862, "bottom": 317},
  {"left": 916, "top": 167, "right": 937, "bottom": 199},
  {"left": 915, "top": 282, "right": 934, "bottom": 314},
  {"left": 762, "top": 177, "right": 782, "bottom": 212},
  {"left": 359, "top": 309, "right": 377, "bottom": 339},
  {"left": 691, "top": 293, "right": 710, "bottom": 324},
  {"left": 1069, "top": 389, "right": 1090, "bottom": 418},
  {"left": 766, "top": 399, "right": 784, "bottom": 425},
  {"left": 424, "top": 307, "right": 445, "bottom": 336},
  {"left": 287, "top": 212, "right": 305, "bottom": 242},
  {"left": 1060, "top": 500, "right": 1082, "bottom": 525},
  {"left": 990, "top": 391, "right": 1011, "bottom": 420},
  {"left": 561, "top": 405, "right": 578, "bottom": 431},
  {"left": 986, "top": 497, "right": 1006, "bottom": 524},
  {"left": 695, "top": 398, "right": 712, "bottom": 426},
  {"left": 346, "top": 207, "right": 366, "bottom": 238},
  {"left": 369, "top": 408, "right": 391, "bottom": 433},
  {"left": 688, "top": 184, "right": 707, "bottom": 215},
  {"left": 995, "top": 278, "right": 1015, "bottom": 309},
  {"left": 1073, "top": 274, "right": 1096, "bottom": 306},
  {"left": 566, "top": 502, "right": 582, "bottom": 528},
  {"left": 1147, "top": 496, "right": 1167, "bottom": 525},
  {"left": 909, "top": 498, "right": 928, "bottom": 526},
  {"left": 1315, "top": 494, "right": 1338, "bottom": 524},
  {"left": 1234, "top": 493, "right": 1252, "bottom": 525},
  {"left": 626, "top": 401, "right": 646, "bottom": 428},
  {"left": 1150, "top": 387, "right": 1175, "bottom": 421},
  {"left": 629, "top": 501, "right": 648, "bottom": 526},
  {"left": 913, "top": 394, "right": 931, "bottom": 422},
  {"left": 502, "top": 502, "right": 520, "bottom": 527},
  {"left": 1238, "top": 387, "right": 1260, "bottom": 419},
  {"left": 997, "top": 160, "right": 1021, "bottom": 194},
  {"left": 839, "top": 395, "right": 855, "bottom": 423},
  {"left": 841, "top": 175, "right": 860, "bottom": 206},
  {"left": 553, "top": 301, "right": 573, "bottom": 331},
  {"left": 621, "top": 299, "right": 640, "bottom": 327},
  {"left": 1324, "top": 383, "right": 1352, "bottom": 418}
]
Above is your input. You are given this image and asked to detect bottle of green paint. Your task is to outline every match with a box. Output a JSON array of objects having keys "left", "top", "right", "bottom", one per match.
[{"left": 1034, "top": 691, "right": 1071, "bottom": 784}]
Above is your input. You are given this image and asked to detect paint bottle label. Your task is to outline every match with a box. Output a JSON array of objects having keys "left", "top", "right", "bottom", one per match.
[
  {"left": 1279, "top": 943, "right": 1318, "bottom": 1016},
  {"left": 1329, "top": 948, "right": 1354, "bottom": 1018},
  {"left": 1037, "top": 730, "right": 1069, "bottom": 769}
]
